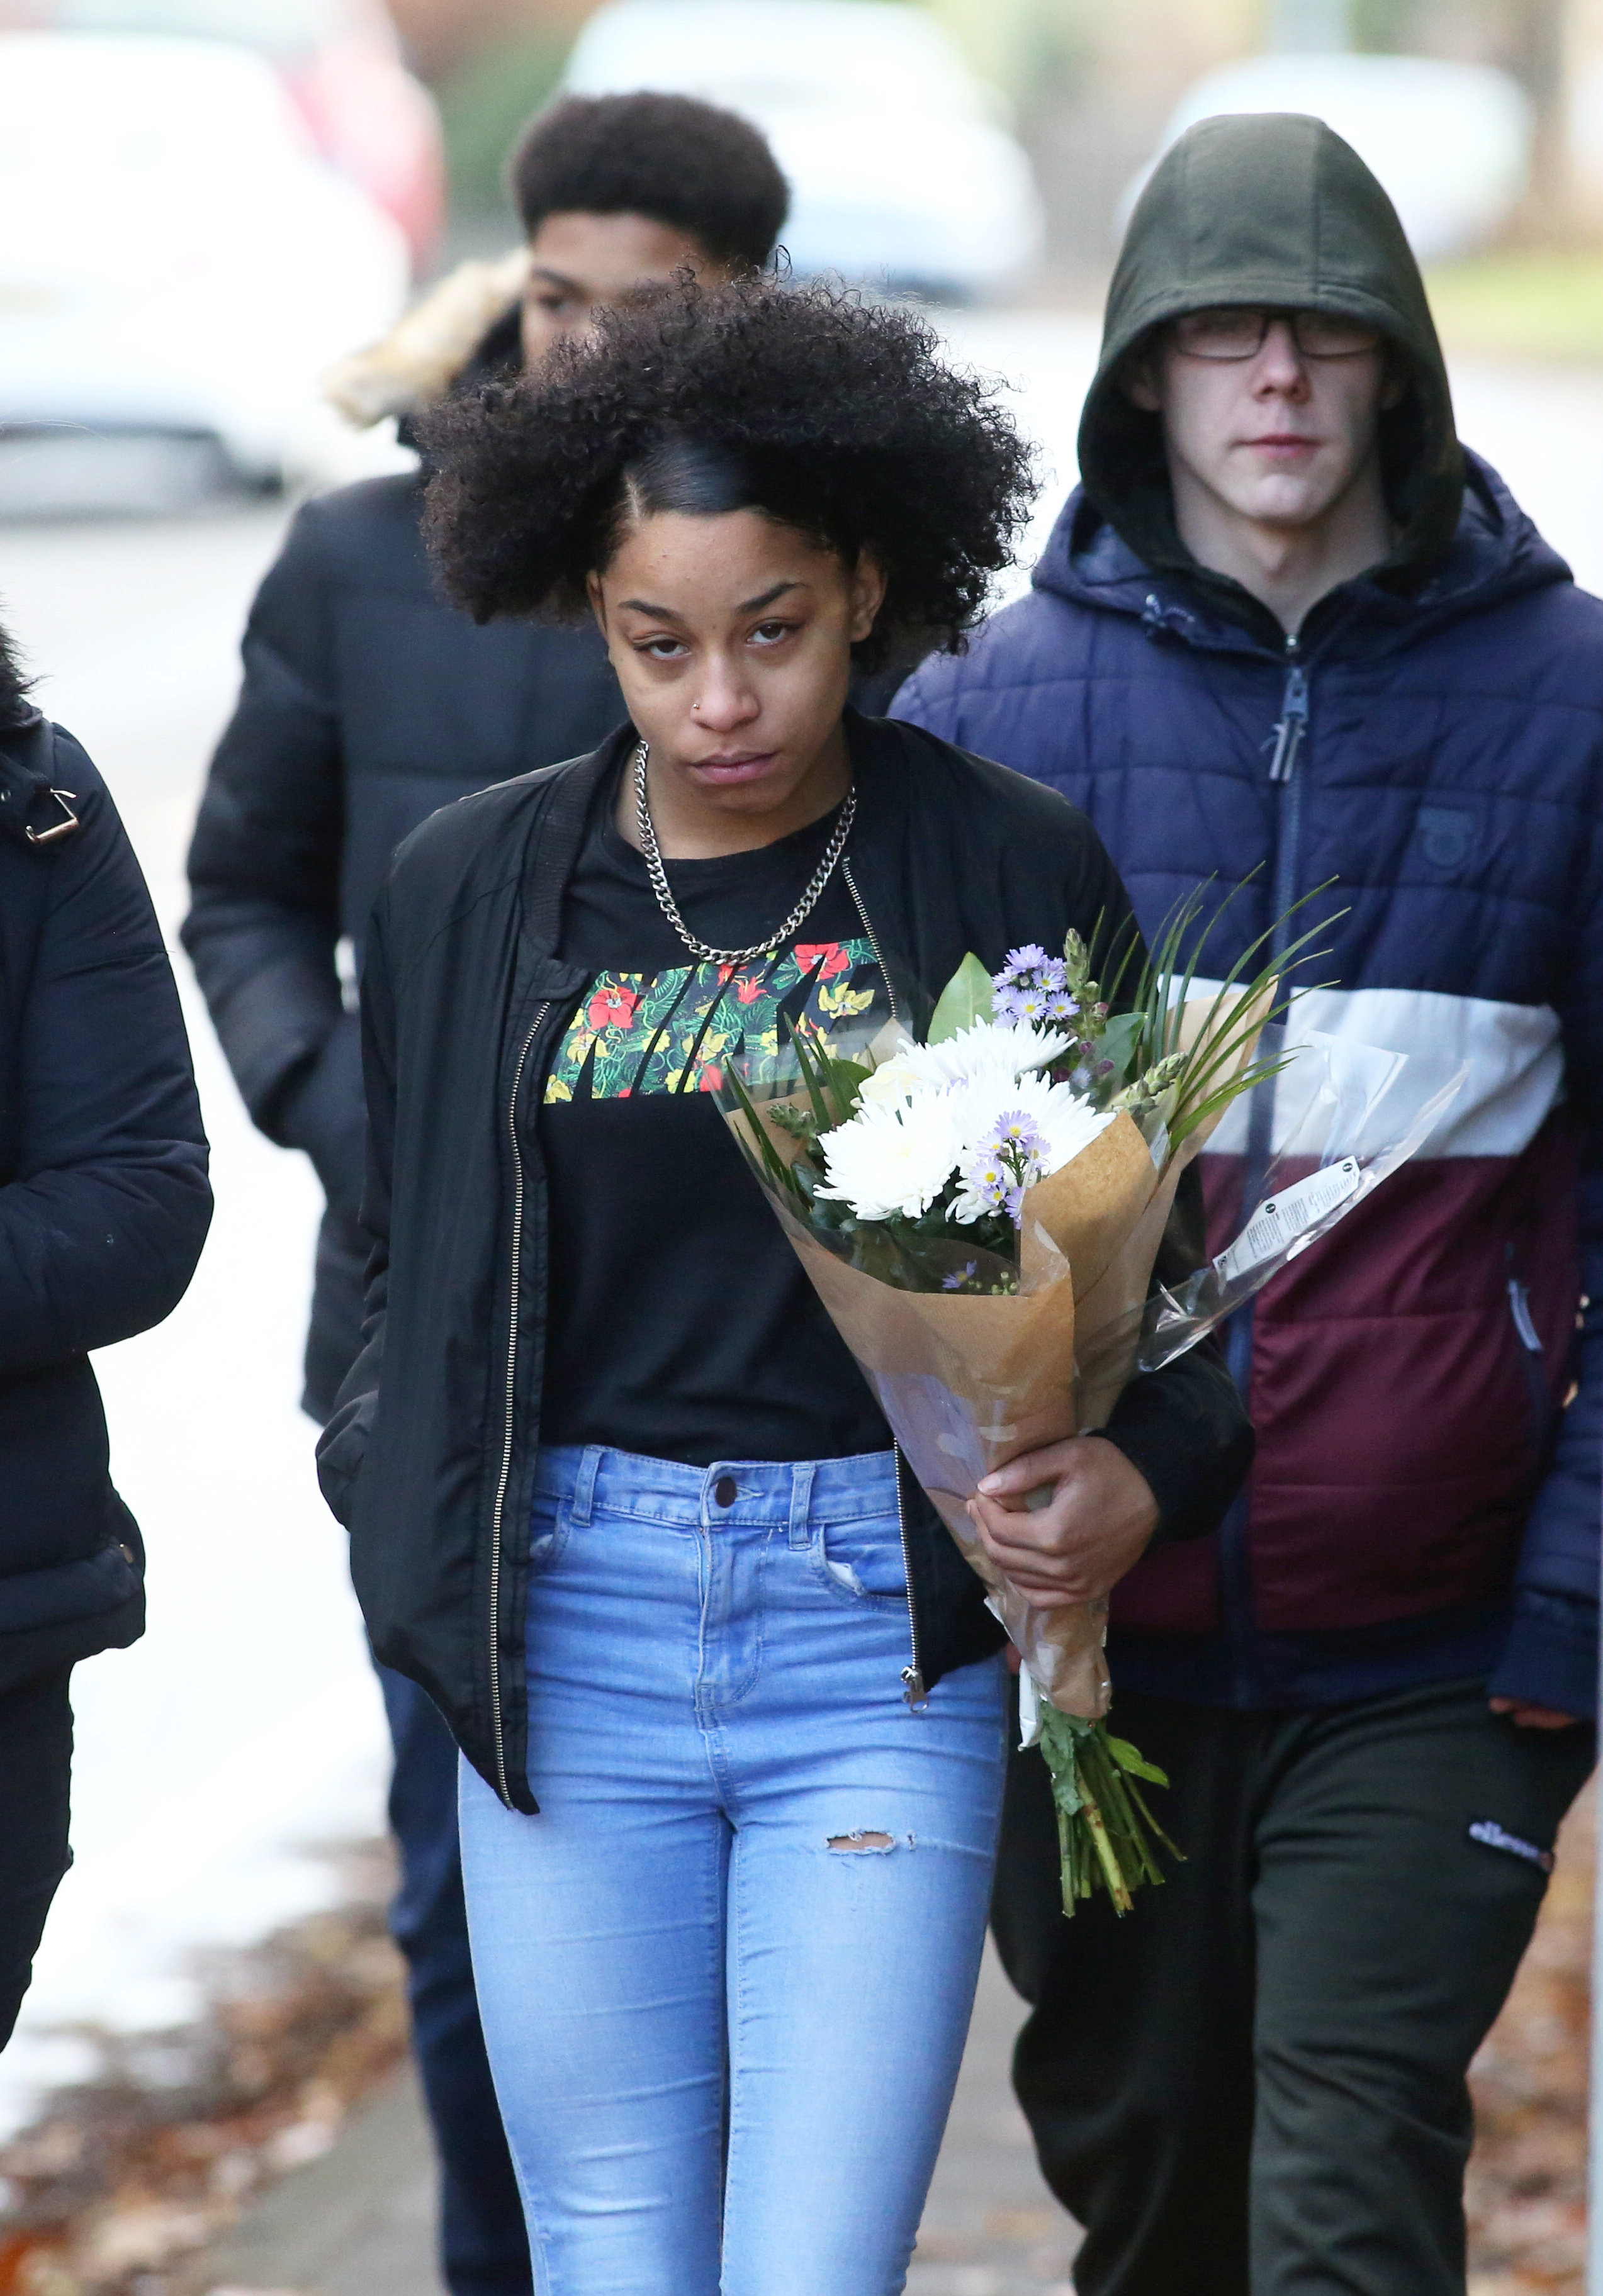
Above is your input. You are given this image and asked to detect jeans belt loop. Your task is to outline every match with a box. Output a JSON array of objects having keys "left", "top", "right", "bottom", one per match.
[
  {"left": 787, "top": 1460, "right": 816, "bottom": 1550},
  {"left": 570, "top": 1445, "right": 603, "bottom": 1528}
]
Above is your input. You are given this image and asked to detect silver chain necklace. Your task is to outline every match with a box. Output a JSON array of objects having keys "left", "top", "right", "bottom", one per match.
[{"left": 631, "top": 737, "right": 857, "bottom": 967}]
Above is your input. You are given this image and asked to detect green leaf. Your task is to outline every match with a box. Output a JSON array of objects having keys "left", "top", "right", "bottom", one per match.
[
  {"left": 1104, "top": 1735, "right": 1171, "bottom": 1787},
  {"left": 823, "top": 1057, "right": 871, "bottom": 1112},
  {"left": 1096, "top": 1010, "right": 1146, "bottom": 1087},
  {"left": 928, "top": 953, "right": 995, "bottom": 1044},
  {"left": 723, "top": 1066, "right": 806, "bottom": 1205}
]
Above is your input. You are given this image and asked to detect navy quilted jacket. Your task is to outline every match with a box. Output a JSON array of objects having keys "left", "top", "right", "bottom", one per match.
[{"left": 895, "top": 459, "right": 1603, "bottom": 1717}]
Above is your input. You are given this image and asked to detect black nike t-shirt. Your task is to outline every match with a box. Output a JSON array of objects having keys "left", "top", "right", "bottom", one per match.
[{"left": 536, "top": 783, "right": 894, "bottom": 1467}]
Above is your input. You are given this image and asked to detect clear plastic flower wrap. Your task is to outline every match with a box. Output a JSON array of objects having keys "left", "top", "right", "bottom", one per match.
[{"left": 714, "top": 926, "right": 1465, "bottom": 1912}]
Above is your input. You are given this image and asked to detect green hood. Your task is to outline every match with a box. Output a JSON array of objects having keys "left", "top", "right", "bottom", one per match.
[{"left": 1077, "top": 111, "right": 1463, "bottom": 591}]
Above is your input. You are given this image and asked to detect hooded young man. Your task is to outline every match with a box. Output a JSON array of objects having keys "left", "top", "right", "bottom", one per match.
[
  {"left": 896, "top": 114, "right": 1600, "bottom": 2296},
  {"left": 184, "top": 93, "right": 789, "bottom": 2296}
]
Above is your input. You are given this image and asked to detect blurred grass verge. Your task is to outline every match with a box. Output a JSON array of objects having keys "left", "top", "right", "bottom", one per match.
[
  {"left": 434, "top": 28, "right": 573, "bottom": 235},
  {"left": 1427, "top": 253, "right": 1603, "bottom": 364}
]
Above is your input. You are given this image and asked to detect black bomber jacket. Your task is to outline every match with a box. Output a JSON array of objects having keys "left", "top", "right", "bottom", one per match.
[{"left": 317, "top": 712, "right": 1253, "bottom": 1810}]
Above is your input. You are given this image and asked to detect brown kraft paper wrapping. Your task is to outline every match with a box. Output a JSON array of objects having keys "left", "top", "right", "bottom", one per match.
[{"left": 737, "top": 994, "right": 1257, "bottom": 1718}]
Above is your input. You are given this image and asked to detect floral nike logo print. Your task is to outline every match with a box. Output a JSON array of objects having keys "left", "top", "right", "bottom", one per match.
[{"left": 544, "top": 939, "right": 880, "bottom": 1102}]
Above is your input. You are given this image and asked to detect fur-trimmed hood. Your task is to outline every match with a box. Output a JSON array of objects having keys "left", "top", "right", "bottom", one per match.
[{"left": 323, "top": 249, "right": 529, "bottom": 428}]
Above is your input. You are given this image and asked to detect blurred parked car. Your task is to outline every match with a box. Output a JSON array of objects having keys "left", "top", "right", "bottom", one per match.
[
  {"left": 1, "top": 0, "right": 443, "bottom": 270},
  {"left": 561, "top": 0, "right": 1043, "bottom": 301},
  {"left": 1134, "top": 53, "right": 1531, "bottom": 262},
  {"left": 0, "top": 32, "right": 409, "bottom": 491}
]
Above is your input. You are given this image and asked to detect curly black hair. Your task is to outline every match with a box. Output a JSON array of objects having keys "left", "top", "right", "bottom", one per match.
[
  {"left": 510, "top": 94, "right": 789, "bottom": 272},
  {"left": 0, "top": 613, "right": 33, "bottom": 731},
  {"left": 421, "top": 278, "right": 1035, "bottom": 670}
]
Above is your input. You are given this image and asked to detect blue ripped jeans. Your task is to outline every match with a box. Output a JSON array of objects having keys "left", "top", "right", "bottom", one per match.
[{"left": 458, "top": 1443, "right": 1008, "bottom": 2296}]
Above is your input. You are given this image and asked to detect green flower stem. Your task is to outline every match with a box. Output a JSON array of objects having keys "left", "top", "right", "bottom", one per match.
[{"left": 1036, "top": 1705, "right": 1184, "bottom": 1918}]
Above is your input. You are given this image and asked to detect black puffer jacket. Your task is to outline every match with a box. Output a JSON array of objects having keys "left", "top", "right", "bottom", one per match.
[
  {"left": 317, "top": 713, "right": 1253, "bottom": 1812},
  {"left": 182, "top": 471, "right": 624, "bottom": 1416},
  {"left": 0, "top": 711, "right": 211, "bottom": 1689}
]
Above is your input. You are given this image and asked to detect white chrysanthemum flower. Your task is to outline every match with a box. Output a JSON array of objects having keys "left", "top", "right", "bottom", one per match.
[
  {"left": 892, "top": 1019, "right": 1076, "bottom": 1094},
  {"left": 855, "top": 1042, "right": 930, "bottom": 1107},
  {"left": 814, "top": 1093, "right": 964, "bottom": 1222},
  {"left": 817, "top": 1020, "right": 1111, "bottom": 1229},
  {"left": 947, "top": 1068, "right": 1115, "bottom": 1224}
]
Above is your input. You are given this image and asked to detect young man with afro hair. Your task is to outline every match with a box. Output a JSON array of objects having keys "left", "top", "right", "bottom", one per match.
[{"left": 183, "top": 92, "right": 789, "bottom": 2296}]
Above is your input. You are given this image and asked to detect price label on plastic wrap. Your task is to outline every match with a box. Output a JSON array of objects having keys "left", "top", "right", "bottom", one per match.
[{"left": 1214, "top": 1156, "right": 1363, "bottom": 1286}]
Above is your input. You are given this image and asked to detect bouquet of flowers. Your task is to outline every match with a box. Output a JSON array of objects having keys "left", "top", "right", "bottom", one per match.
[{"left": 717, "top": 912, "right": 1461, "bottom": 1913}]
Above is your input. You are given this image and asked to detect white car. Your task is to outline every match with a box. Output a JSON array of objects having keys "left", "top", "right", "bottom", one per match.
[
  {"left": 561, "top": 0, "right": 1043, "bottom": 301},
  {"left": 16, "top": 0, "right": 446, "bottom": 270},
  {"left": 0, "top": 31, "right": 409, "bottom": 487},
  {"left": 1135, "top": 53, "right": 1532, "bottom": 262}
]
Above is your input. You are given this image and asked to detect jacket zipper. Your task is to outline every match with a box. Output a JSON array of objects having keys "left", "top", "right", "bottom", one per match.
[
  {"left": 892, "top": 1444, "right": 927, "bottom": 1708},
  {"left": 1266, "top": 639, "right": 1310, "bottom": 978},
  {"left": 1268, "top": 647, "right": 1308, "bottom": 785},
  {"left": 1222, "top": 634, "right": 1312, "bottom": 1700},
  {"left": 1505, "top": 1244, "right": 1550, "bottom": 1445},
  {"left": 487, "top": 1000, "right": 549, "bottom": 1807},
  {"left": 843, "top": 856, "right": 901, "bottom": 1026},
  {"left": 841, "top": 854, "right": 926, "bottom": 1701},
  {"left": 1509, "top": 1278, "right": 1543, "bottom": 1355}
]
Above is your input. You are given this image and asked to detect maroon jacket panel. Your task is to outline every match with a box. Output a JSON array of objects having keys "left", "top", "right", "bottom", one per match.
[{"left": 1113, "top": 1116, "right": 1582, "bottom": 1635}]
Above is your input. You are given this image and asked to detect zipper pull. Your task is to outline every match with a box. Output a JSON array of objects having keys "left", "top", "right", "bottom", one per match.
[
  {"left": 901, "top": 1664, "right": 928, "bottom": 1710},
  {"left": 1268, "top": 659, "right": 1308, "bottom": 785},
  {"left": 1507, "top": 1277, "right": 1543, "bottom": 1353}
]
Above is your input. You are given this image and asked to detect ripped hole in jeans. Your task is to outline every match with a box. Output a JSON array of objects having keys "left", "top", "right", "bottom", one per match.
[{"left": 821, "top": 1515, "right": 908, "bottom": 1599}]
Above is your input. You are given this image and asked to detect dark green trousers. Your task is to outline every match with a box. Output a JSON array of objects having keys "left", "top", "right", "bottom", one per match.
[{"left": 991, "top": 1677, "right": 1593, "bottom": 2296}]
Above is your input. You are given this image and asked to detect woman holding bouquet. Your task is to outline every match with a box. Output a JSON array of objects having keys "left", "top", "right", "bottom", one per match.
[{"left": 317, "top": 279, "right": 1251, "bottom": 2296}]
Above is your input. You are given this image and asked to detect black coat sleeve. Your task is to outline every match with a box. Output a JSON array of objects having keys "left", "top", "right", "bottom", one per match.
[
  {"left": 1056, "top": 806, "right": 1256, "bottom": 1543},
  {"left": 0, "top": 734, "right": 211, "bottom": 1372},
  {"left": 182, "top": 499, "right": 354, "bottom": 1198},
  {"left": 315, "top": 885, "right": 395, "bottom": 1525},
  {"left": 1096, "top": 1163, "right": 1256, "bottom": 1544}
]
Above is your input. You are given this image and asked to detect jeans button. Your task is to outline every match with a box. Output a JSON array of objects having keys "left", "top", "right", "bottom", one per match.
[{"left": 713, "top": 1475, "right": 737, "bottom": 1509}]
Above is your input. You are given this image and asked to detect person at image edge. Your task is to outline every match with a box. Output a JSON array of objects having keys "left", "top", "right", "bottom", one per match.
[
  {"left": 894, "top": 111, "right": 1602, "bottom": 2296},
  {"left": 0, "top": 631, "right": 210, "bottom": 2055}
]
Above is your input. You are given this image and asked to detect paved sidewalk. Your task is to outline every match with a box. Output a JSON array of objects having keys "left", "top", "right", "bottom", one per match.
[{"left": 194, "top": 1940, "right": 1080, "bottom": 2295}]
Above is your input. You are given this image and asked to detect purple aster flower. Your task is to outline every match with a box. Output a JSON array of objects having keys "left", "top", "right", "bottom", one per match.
[
  {"left": 991, "top": 1108, "right": 1047, "bottom": 1155},
  {"left": 963, "top": 1148, "right": 1011, "bottom": 1212},
  {"left": 960, "top": 1113, "right": 1047, "bottom": 1230},
  {"left": 998, "top": 943, "right": 1052, "bottom": 985}
]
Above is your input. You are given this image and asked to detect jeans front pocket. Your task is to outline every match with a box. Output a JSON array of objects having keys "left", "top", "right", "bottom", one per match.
[{"left": 816, "top": 1507, "right": 908, "bottom": 1604}]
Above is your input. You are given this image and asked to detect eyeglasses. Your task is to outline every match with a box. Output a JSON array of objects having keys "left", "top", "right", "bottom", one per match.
[{"left": 1171, "top": 308, "right": 1385, "bottom": 362}]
